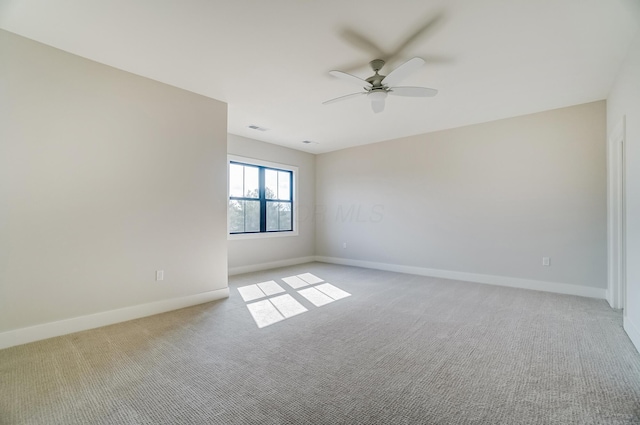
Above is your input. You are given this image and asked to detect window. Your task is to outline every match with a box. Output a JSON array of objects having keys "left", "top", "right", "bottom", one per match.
[{"left": 229, "top": 161, "right": 294, "bottom": 234}]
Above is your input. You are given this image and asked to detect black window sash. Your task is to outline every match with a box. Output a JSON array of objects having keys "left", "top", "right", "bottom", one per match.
[{"left": 230, "top": 161, "right": 293, "bottom": 233}]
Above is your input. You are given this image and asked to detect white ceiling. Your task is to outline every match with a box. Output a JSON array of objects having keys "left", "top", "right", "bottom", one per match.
[{"left": 1, "top": 0, "right": 639, "bottom": 153}]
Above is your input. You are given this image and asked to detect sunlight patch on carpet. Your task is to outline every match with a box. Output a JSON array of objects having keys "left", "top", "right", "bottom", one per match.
[
  {"left": 297, "top": 287, "right": 335, "bottom": 307},
  {"left": 257, "top": 280, "right": 286, "bottom": 296},
  {"left": 269, "top": 294, "right": 308, "bottom": 318},
  {"left": 237, "top": 284, "right": 267, "bottom": 302},
  {"left": 246, "top": 300, "right": 285, "bottom": 328},
  {"left": 282, "top": 275, "right": 309, "bottom": 289},
  {"left": 315, "top": 283, "right": 351, "bottom": 300},
  {"left": 241, "top": 273, "right": 351, "bottom": 328},
  {"left": 297, "top": 273, "right": 324, "bottom": 284}
]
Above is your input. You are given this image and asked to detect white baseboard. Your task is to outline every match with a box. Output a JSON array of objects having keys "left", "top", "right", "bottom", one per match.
[
  {"left": 0, "top": 288, "right": 229, "bottom": 350},
  {"left": 228, "top": 256, "right": 315, "bottom": 276},
  {"left": 315, "top": 256, "right": 606, "bottom": 299},
  {"left": 624, "top": 316, "right": 640, "bottom": 354}
]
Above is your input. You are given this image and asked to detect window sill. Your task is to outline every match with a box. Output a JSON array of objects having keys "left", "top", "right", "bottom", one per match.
[{"left": 228, "top": 230, "right": 299, "bottom": 241}]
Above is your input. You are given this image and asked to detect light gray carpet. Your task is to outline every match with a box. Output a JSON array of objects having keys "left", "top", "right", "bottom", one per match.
[{"left": 2, "top": 262, "right": 640, "bottom": 424}]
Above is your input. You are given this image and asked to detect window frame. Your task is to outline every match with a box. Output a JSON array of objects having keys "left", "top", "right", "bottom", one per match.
[{"left": 227, "top": 155, "right": 298, "bottom": 240}]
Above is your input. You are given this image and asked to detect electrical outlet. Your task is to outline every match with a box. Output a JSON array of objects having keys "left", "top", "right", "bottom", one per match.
[
  {"left": 542, "top": 257, "right": 550, "bottom": 266},
  {"left": 156, "top": 270, "right": 164, "bottom": 281}
]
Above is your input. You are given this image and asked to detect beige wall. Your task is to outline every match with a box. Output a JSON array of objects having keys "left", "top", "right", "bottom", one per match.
[
  {"left": 0, "top": 30, "right": 228, "bottom": 332},
  {"left": 608, "top": 31, "right": 640, "bottom": 349},
  {"left": 316, "top": 101, "right": 607, "bottom": 289},
  {"left": 227, "top": 134, "right": 315, "bottom": 272}
]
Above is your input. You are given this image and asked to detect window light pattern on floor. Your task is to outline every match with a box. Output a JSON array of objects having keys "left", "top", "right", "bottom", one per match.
[
  {"left": 238, "top": 273, "right": 351, "bottom": 328},
  {"left": 237, "top": 280, "right": 285, "bottom": 302}
]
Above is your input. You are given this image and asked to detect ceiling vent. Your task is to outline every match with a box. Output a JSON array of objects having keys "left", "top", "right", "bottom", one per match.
[{"left": 248, "top": 125, "right": 268, "bottom": 132}]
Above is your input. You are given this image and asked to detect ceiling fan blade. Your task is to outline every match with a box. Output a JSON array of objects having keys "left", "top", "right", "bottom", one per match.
[
  {"left": 371, "top": 99, "right": 385, "bottom": 114},
  {"left": 323, "top": 92, "right": 367, "bottom": 105},
  {"left": 383, "top": 54, "right": 453, "bottom": 69},
  {"left": 339, "top": 28, "right": 387, "bottom": 59},
  {"left": 389, "top": 13, "right": 444, "bottom": 62},
  {"left": 421, "top": 54, "right": 454, "bottom": 65},
  {"left": 329, "top": 70, "right": 373, "bottom": 89},
  {"left": 388, "top": 86, "right": 438, "bottom": 97},
  {"left": 381, "top": 57, "right": 425, "bottom": 87},
  {"left": 335, "top": 60, "right": 373, "bottom": 73}
]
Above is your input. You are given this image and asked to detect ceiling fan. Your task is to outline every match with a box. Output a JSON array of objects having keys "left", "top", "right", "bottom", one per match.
[
  {"left": 323, "top": 57, "right": 438, "bottom": 113},
  {"left": 336, "top": 13, "right": 447, "bottom": 72}
]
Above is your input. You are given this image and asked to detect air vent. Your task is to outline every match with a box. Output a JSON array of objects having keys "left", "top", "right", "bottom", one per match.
[
  {"left": 248, "top": 125, "right": 268, "bottom": 132},
  {"left": 302, "top": 140, "right": 318, "bottom": 145}
]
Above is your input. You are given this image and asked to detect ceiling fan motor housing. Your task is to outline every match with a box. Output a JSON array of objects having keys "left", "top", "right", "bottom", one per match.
[
  {"left": 369, "top": 59, "right": 385, "bottom": 72},
  {"left": 366, "top": 59, "right": 387, "bottom": 88}
]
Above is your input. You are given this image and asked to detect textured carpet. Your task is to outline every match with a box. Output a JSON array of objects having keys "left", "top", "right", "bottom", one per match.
[{"left": 2, "top": 262, "right": 640, "bottom": 424}]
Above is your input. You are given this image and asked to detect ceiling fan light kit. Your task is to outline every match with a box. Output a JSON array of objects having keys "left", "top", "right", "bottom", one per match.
[
  {"left": 368, "top": 90, "right": 388, "bottom": 101},
  {"left": 324, "top": 57, "right": 438, "bottom": 113}
]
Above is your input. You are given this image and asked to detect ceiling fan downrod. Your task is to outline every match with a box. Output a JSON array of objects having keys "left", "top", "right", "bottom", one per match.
[{"left": 366, "top": 59, "right": 386, "bottom": 88}]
